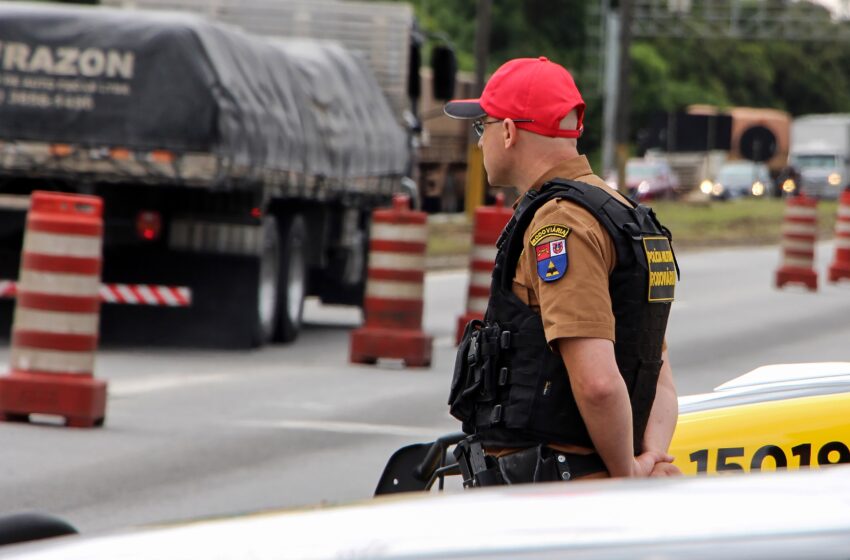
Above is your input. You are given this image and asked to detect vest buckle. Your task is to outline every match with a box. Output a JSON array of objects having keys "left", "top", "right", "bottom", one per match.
[
  {"left": 467, "top": 335, "right": 479, "bottom": 366},
  {"left": 489, "top": 404, "right": 503, "bottom": 425},
  {"left": 498, "top": 367, "right": 510, "bottom": 387},
  {"left": 499, "top": 331, "right": 512, "bottom": 350},
  {"left": 622, "top": 222, "right": 643, "bottom": 241}
]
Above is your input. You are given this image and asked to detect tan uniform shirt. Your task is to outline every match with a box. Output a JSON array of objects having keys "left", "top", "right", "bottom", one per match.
[{"left": 513, "top": 155, "right": 630, "bottom": 344}]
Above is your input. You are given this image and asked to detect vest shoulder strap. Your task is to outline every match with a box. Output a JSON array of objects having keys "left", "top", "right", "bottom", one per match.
[{"left": 501, "top": 179, "right": 640, "bottom": 288}]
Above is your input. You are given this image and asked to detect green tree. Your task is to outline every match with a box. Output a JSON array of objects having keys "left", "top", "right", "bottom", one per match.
[{"left": 381, "top": 0, "right": 850, "bottom": 147}]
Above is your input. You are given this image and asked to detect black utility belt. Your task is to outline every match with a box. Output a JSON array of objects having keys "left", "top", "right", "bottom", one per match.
[
  {"left": 454, "top": 436, "right": 606, "bottom": 487},
  {"left": 496, "top": 445, "right": 606, "bottom": 484}
]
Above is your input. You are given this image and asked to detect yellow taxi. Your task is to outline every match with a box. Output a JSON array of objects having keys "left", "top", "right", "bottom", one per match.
[
  {"left": 671, "top": 362, "right": 850, "bottom": 475},
  {"left": 374, "top": 362, "right": 850, "bottom": 493}
]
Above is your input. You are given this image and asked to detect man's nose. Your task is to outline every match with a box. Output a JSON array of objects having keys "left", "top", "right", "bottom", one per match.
[{"left": 477, "top": 135, "right": 483, "bottom": 149}]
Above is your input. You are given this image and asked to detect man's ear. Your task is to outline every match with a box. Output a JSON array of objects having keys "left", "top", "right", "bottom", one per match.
[{"left": 502, "top": 119, "right": 519, "bottom": 149}]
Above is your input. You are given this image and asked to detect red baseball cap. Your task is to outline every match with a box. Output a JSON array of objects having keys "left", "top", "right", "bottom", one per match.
[{"left": 444, "top": 56, "right": 585, "bottom": 138}]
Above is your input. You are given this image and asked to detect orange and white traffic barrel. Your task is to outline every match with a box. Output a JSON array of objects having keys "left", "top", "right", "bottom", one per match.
[
  {"left": 828, "top": 189, "right": 850, "bottom": 283},
  {"left": 0, "top": 191, "right": 107, "bottom": 427},
  {"left": 775, "top": 194, "right": 818, "bottom": 291},
  {"left": 350, "top": 195, "right": 432, "bottom": 367},
  {"left": 455, "top": 193, "right": 512, "bottom": 344}
]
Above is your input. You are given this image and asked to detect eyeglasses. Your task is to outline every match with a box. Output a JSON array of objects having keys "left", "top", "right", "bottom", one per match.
[{"left": 472, "top": 118, "right": 534, "bottom": 138}]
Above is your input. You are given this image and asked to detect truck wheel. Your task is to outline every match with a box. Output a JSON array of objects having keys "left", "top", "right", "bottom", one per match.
[
  {"left": 254, "top": 216, "right": 281, "bottom": 346},
  {"left": 274, "top": 215, "right": 307, "bottom": 343}
]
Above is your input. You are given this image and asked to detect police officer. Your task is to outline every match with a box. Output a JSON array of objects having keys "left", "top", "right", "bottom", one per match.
[{"left": 445, "top": 57, "right": 680, "bottom": 485}]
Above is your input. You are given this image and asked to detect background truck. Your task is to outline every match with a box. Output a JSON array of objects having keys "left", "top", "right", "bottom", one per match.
[
  {"left": 639, "top": 105, "right": 791, "bottom": 196},
  {"left": 416, "top": 70, "right": 476, "bottom": 214},
  {"left": 789, "top": 114, "right": 850, "bottom": 199},
  {"left": 0, "top": 1, "right": 453, "bottom": 348},
  {"left": 101, "top": 0, "right": 467, "bottom": 214}
]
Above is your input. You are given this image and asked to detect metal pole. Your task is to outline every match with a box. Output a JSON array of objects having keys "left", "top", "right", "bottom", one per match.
[
  {"left": 466, "top": 0, "right": 491, "bottom": 217},
  {"left": 474, "top": 0, "right": 492, "bottom": 97},
  {"left": 602, "top": 10, "right": 620, "bottom": 178},
  {"left": 615, "top": 0, "right": 633, "bottom": 190}
]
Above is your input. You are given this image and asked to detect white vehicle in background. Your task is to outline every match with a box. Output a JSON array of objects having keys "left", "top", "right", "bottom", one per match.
[
  {"left": 701, "top": 161, "right": 773, "bottom": 200},
  {"left": 789, "top": 114, "right": 850, "bottom": 199},
  {"left": 624, "top": 158, "right": 679, "bottom": 201}
]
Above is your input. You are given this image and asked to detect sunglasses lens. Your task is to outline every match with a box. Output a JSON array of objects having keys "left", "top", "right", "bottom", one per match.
[{"left": 473, "top": 122, "right": 483, "bottom": 137}]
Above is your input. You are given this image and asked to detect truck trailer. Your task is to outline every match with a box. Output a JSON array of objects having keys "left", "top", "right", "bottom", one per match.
[
  {"left": 0, "top": 2, "right": 415, "bottom": 347},
  {"left": 100, "top": 0, "right": 466, "bottom": 214}
]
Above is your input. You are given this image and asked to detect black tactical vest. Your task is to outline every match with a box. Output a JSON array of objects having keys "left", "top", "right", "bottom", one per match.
[{"left": 449, "top": 179, "right": 678, "bottom": 452}]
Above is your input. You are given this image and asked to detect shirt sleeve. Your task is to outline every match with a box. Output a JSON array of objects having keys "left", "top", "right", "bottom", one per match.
[{"left": 523, "top": 199, "right": 616, "bottom": 344}]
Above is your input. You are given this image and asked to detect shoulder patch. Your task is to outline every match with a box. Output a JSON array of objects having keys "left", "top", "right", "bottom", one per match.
[
  {"left": 530, "top": 224, "right": 571, "bottom": 247},
  {"left": 530, "top": 224, "right": 571, "bottom": 282}
]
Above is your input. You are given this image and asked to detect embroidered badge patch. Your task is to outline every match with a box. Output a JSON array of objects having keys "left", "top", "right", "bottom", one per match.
[
  {"left": 530, "top": 225, "right": 571, "bottom": 282},
  {"left": 643, "top": 236, "right": 676, "bottom": 302}
]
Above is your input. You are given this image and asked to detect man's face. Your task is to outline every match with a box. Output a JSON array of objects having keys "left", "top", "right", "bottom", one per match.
[{"left": 475, "top": 116, "right": 510, "bottom": 187}]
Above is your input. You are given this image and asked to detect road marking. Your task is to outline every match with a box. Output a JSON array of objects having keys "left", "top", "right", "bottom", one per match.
[
  {"left": 236, "top": 419, "right": 441, "bottom": 437},
  {"left": 110, "top": 373, "right": 230, "bottom": 397}
]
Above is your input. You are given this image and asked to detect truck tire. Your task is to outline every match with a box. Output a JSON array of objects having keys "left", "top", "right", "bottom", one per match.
[
  {"left": 274, "top": 215, "right": 307, "bottom": 343},
  {"left": 254, "top": 215, "right": 282, "bottom": 346}
]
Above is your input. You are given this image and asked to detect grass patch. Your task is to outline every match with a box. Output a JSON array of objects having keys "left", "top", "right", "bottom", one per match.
[
  {"left": 427, "top": 214, "right": 472, "bottom": 257},
  {"left": 649, "top": 198, "right": 838, "bottom": 249},
  {"left": 425, "top": 198, "right": 840, "bottom": 263}
]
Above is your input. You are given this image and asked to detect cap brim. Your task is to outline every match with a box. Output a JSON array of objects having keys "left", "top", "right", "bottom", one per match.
[{"left": 443, "top": 99, "right": 486, "bottom": 120}]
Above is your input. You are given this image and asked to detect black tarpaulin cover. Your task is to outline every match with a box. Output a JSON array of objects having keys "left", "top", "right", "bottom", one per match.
[{"left": 0, "top": 2, "right": 409, "bottom": 180}]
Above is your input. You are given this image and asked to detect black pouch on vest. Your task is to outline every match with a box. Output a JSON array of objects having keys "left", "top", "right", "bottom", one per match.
[{"left": 448, "top": 320, "right": 485, "bottom": 423}]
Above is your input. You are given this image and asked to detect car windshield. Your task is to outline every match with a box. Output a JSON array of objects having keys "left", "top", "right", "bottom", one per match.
[
  {"left": 626, "top": 162, "right": 661, "bottom": 180},
  {"left": 718, "top": 165, "right": 759, "bottom": 182},
  {"left": 793, "top": 154, "right": 838, "bottom": 169}
]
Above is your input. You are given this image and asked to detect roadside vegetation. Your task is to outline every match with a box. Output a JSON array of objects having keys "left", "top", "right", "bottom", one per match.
[
  {"left": 427, "top": 198, "right": 839, "bottom": 265},
  {"left": 650, "top": 198, "right": 838, "bottom": 249}
]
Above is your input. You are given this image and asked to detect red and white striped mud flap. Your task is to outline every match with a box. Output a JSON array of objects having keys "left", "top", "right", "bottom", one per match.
[
  {"left": 0, "top": 280, "right": 16, "bottom": 299},
  {"left": 99, "top": 284, "right": 192, "bottom": 306},
  {"left": 0, "top": 281, "right": 192, "bottom": 306}
]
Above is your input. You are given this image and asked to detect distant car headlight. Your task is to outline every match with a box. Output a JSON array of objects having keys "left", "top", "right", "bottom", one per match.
[
  {"left": 828, "top": 173, "right": 842, "bottom": 186},
  {"left": 751, "top": 181, "right": 765, "bottom": 196},
  {"left": 637, "top": 180, "right": 650, "bottom": 194},
  {"left": 700, "top": 179, "right": 713, "bottom": 195},
  {"left": 782, "top": 179, "right": 796, "bottom": 193},
  {"left": 711, "top": 183, "right": 725, "bottom": 197}
]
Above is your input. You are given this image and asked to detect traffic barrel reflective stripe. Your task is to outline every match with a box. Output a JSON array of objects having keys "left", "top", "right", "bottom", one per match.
[
  {"left": 455, "top": 193, "right": 513, "bottom": 344},
  {"left": 350, "top": 195, "right": 433, "bottom": 367},
  {"left": 776, "top": 194, "right": 818, "bottom": 291},
  {"left": 0, "top": 191, "right": 107, "bottom": 428},
  {"left": 828, "top": 190, "right": 850, "bottom": 282}
]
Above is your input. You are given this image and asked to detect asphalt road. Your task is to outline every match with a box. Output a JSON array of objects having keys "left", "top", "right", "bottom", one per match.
[{"left": 0, "top": 241, "right": 847, "bottom": 534}]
